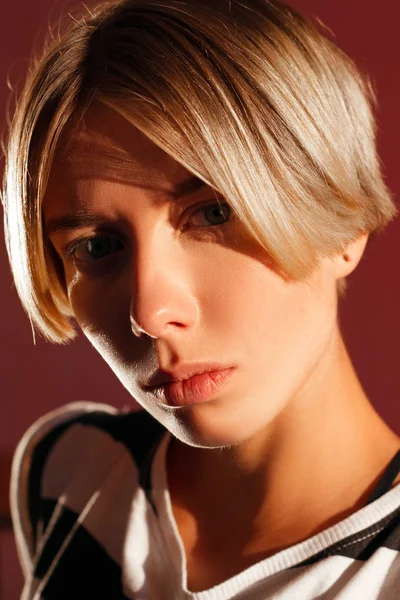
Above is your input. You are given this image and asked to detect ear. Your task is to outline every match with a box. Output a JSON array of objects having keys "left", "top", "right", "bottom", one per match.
[{"left": 332, "top": 233, "right": 369, "bottom": 279}]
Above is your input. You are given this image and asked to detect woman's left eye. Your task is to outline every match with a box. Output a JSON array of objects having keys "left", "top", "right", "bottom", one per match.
[{"left": 184, "top": 202, "right": 232, "bottom": 228}]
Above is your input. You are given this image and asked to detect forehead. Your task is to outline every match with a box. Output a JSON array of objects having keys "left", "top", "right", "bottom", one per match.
[{"left": 49, "top": 102, "right": 187, "bottom": 190}]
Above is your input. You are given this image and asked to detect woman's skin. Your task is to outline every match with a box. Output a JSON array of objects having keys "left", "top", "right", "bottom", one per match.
[{"left": 44, "top": 103, "right": 400, "bottom": 590}]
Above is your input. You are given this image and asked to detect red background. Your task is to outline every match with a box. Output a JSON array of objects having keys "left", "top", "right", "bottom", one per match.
[{"left": 1, "top": 1, "right": 399, "bottom": 597}]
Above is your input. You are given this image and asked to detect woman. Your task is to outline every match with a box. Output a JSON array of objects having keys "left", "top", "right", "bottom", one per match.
[{"left": 3, "top": 0, "right": 400, "bottom": 597}]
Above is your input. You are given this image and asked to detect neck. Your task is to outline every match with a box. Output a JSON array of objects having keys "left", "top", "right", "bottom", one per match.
[{"left": 167, "top": 326, "right": 400, "bottom": 556}]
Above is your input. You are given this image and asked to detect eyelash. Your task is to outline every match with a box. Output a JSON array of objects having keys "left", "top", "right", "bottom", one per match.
[{"left": 63, "top": 200, "right": 232, "bottom": 263}]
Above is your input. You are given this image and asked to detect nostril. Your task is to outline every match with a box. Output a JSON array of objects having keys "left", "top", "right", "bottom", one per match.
[{"left": 130, "top": 316, "right": 157, "bottom": 339}]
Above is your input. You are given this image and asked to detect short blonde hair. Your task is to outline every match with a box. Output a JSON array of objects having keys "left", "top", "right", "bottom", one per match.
[{"left": 2, "top": 0, "right": 396, "bottom": 344}]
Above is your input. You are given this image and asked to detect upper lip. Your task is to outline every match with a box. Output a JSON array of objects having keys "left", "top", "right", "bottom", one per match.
[{"left": 143, "top": 363, "right": 233, "bottom": 388}]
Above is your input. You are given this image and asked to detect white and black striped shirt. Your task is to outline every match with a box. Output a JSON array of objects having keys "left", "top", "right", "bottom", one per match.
[{"left": 10, "top": 402, "right": 400, "bottom": 599}]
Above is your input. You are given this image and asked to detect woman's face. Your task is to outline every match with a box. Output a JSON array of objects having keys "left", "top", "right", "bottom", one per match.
[{"left": 44, "top": 103, "right": 344, "bottom": 448}]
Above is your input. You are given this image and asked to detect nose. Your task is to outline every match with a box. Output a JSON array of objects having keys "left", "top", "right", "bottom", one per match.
[{"left": 129, "top": 231, "right": 199, "bottom": 340}]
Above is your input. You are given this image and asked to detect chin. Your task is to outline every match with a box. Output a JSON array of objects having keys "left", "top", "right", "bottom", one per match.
[{"left": 154, "top": 402, "right": 254, "bottom": 450}]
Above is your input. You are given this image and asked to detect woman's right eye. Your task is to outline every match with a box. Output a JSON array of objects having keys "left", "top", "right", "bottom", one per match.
[{"left": 65, "top": 235, "right": 125, "bottom": 264}]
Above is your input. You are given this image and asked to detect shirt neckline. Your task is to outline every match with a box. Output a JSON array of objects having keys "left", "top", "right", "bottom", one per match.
[{"left": 150, "top": 431, "right": 400, "bottom": 597}]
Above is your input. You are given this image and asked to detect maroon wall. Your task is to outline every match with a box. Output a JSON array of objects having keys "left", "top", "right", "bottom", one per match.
[{"left": 1, "top": 1, "right": 399, "bottom": 597}]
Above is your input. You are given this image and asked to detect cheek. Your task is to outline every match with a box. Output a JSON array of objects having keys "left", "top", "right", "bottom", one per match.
[
  {"left": 215, "top": 254, "right": 338, "bottom": 387},
  {"left": 197, "top": 227, "right": 335, "bottom": 354},
  {"left": 203, "top": 253, "right": 333, "bottom": 343},
  {"left": 67, "top": 272, "right": 138, "bottom": 363},
  {"left": 68, "top": 272, "right": 126, "bottom": 327},
  {"left": 268, "top": 288, "right": 337, "bottom": 408}
]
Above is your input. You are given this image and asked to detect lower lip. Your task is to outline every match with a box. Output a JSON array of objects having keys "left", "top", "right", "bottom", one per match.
[{"left": 152, "top": 368, "right": 235, "bottom": 407}]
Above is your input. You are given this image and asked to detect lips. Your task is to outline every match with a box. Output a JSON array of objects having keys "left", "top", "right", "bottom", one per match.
[
  {"left": 148, "top": 368, "right": 235, "bottom": 406},
  {"left": 144, "top": 362, "right": 234, "bottom": 388}
]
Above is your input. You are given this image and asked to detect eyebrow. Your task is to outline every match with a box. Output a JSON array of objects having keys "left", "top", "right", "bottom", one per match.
[
  {"left": 171, "top": 175, "right": 206, "bottom": 199},
  {"left": 45, "top": 175, "right": 207, "bottom": 235}
]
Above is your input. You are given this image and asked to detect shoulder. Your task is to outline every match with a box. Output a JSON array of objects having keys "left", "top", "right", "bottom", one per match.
[{"left": 10, "top": 401, "right": 165, "bottom": 578}]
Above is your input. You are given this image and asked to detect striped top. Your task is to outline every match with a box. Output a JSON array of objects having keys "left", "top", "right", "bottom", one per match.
[{"left": 10, "top": 402, "right": 400, "bottom": 599}]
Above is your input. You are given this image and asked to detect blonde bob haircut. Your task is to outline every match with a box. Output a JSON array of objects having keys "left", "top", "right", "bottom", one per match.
[{"left": 2, "top": 0, "right": 396, "bottom": 344}]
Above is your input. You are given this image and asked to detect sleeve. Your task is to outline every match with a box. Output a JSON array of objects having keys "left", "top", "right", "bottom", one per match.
[{"left": 9, "top": 401, "right": 118, "bottom": 579}]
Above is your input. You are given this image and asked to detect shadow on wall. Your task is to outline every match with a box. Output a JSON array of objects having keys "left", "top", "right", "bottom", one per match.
[
  {"left": 0, "top": 522, "right": 23, "bottom": 600},
  {"left": 0, "top": 450, "right": 23, "bottom": 598},
  {"left": 1, "top": 446, "right": 23, "bottom": 597}
]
